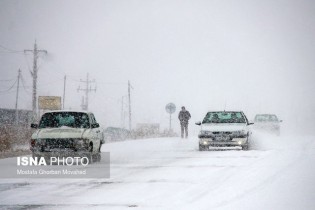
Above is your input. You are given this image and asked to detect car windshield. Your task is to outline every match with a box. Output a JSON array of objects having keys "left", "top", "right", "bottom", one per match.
[
  {"left": 39, "top": 112, "right": 90, "bottom": 128},
  {"left": 255, "top": 114, "right": 278, "bottom": 122},
  {"left": 202, "top": 112, "right": 246, "bottom": 124}
]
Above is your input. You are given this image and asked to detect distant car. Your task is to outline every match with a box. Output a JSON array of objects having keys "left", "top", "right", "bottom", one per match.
[
  {"left": 253, "top": 114, "right": 282, "bottom": 136},
  {"left": 196, "top": 111, "right": 253, "bottom": 151},
  {"left": 30, "top": 111, "right": 104, "bottom": 164},
  {"left": 103, "top": 127, "right": 130, "bottom": 141}
]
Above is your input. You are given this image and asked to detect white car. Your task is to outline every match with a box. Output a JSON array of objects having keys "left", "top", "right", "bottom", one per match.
[
  {"left": 253, "top": 114, "right": 282, "bottom": 136},
  {"left": 30, "top": 111, "right": 104, "bottom": 164},
  {"left": 196, "top": 111, "right": 253, "bottom": 151}
]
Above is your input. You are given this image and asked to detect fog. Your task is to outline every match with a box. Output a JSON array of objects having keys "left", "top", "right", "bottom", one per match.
[{"left": 1, "top": 0, "right": 315, "bottom": 134}]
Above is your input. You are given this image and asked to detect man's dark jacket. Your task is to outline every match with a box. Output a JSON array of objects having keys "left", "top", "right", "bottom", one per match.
[{"left": 178, "top": 110, "right": 191, "bottom": 124}]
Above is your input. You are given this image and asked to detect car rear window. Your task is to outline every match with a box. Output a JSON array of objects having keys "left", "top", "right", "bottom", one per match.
[
  {"left": 39, "top": 112, "right": 90, "bottom": 128},
  {"left": 255, "top": 115, "right": 278, "bottom": 122}
]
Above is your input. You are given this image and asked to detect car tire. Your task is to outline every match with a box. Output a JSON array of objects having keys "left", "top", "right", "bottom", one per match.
[
  {"left": 93, "top": 153, "right": 101, "bottom": 162},
  {"left": 199, "top": 145, "right": 207, "bottom": 151},
  {"left": 93, "top": 144, "right": 102, "bottom": 162},
  {"left": 83, "top": 143, "right": 93, "bottom": 164},
  {"left": 242, "top": 144, "right": 249, "bottom": 150}
]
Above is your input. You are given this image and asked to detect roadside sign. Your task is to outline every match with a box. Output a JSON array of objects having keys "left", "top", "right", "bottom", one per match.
[
  {"left": 165, "top": 103, "right": 176, "bottom": 114},
  {"left": 38, "top": 96, "right": 62, "bottom": 110}
]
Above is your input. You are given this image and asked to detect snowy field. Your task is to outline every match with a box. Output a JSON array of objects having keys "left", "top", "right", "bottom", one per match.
[{"left": 0, "top": 132, "right": 315, "bottom": 210}]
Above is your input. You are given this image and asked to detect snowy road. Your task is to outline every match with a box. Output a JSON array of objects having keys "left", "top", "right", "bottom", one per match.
[{"left": 0, "top": 133, "right": 315, "bottom": 210}]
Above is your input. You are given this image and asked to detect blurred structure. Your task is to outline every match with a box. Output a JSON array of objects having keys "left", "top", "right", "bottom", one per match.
[
  {"left": 135, "top": 123, "right": 160, "bottom": 138},
  {"left": 0, "top": 108, "right": 33, "bottom": 152}
]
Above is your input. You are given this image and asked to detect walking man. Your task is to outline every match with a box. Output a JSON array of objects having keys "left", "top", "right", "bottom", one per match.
[{"left": 178, "top": 106, "right": 191, "bottom": 138}]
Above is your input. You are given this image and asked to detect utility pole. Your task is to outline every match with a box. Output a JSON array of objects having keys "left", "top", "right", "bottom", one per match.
[
  {"left": 63, "top": 75, "right": 66, "bottom": 109},
  {"left": 128, "top": 81, "right": 133, "bottom": 131},
  {"left": 24, "top": 41, "right": 47, "bottom": 121},
  {"left": 120, "top": 96, "right": 128, "bottom": 128},
  {"left": 169, "top": 113, "right": 172, "bottom": 131},
  {"left": 15, "top": 69, "right": 21, "bottom": 125},
  {"left": 77, "top": 73, "right": 96, "bottom": 111},
  {"left": 121, "top": 96, "right": 124, "bottom": 128}
]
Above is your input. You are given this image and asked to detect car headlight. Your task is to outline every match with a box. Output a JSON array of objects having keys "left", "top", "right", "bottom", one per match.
[
  {"left": 231, "top": 138, "right": 246, "bottom": 144},
  {"left": 199, "top": 139, "right": 212, "bottom": 144}
]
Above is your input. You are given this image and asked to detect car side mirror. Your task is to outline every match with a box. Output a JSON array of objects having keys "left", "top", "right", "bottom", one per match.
[
  {"left": 92, "top": 123, "right": 100, "bottom": 128},
  {"left": 31, "top": 123, "right": 38, "bottom": 128},
  {"left": 248, "top": 122, "right": 254, "bottom": 125},
  {"left": 195, "top": 121, "right": 201, "bottom": 126}
]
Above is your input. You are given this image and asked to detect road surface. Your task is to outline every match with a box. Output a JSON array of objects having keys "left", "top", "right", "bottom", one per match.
[{"left": 0, "top": 132, "right": 314, "bottom": 210}]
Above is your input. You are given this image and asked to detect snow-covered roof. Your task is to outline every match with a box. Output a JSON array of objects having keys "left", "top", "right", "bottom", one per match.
[
  {"left": 206, "top": 110, "right": 244, "bottom": 113},
  {"left": 43, "top": 110, "right": 91, "bottom": 114}
]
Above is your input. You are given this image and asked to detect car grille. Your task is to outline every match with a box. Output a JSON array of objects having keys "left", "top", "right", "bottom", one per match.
[
  {"left": 212, "top": 132, "right": 232, "bottom": 135},
  {"left": 212, "top": 132, "right": 232, "bottom": 141},
  {"left": 44, "top": 139, "right": 74, "bottom": 149}
]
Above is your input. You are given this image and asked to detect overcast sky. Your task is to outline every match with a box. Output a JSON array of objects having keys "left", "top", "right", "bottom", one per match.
[{"left": 1, "top": 0, "right": 315, "bottom": 132}]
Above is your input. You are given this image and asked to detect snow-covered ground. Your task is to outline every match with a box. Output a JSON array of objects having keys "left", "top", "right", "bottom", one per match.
[{"left": 0, "top": 132, "right": 315, "bottom": 210}]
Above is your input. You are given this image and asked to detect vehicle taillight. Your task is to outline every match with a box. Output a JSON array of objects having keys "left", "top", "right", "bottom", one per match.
[{"left": 30, "top": 139, "right": 35, "bottom": 148}]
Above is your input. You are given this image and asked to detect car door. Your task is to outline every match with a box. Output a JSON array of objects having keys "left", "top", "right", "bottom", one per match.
[{"left": 89, "top": 113, "right": 101, "bottom": 152}]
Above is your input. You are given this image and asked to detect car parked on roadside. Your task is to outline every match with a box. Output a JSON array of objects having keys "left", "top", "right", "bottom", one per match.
[
  {"left": 103, "top": 127, "right": 130, "bottom": 142},
  {"left": 30, "top": 111, "right": 105, "bottom": 164},
  {"left": 253, "top": 114, "right": 282, "bottom": 136},
  {"left": 196, "top": 111, "right": 253, "bottom": 151}
]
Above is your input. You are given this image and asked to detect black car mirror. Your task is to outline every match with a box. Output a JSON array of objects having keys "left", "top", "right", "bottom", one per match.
[
  {"left": 195, "top": 121, "right": 201, "bottom": 126},
  {"left": 92, "top": 123, "right": 100, "bottom": 128},
  {"left": 30, "top": 123, "right": 38, "bottom": 128},
  {"left": 248, "top": 122, "right": 254, "bottom": 125}
]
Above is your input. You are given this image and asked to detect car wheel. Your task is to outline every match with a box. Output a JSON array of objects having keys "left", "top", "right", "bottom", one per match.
[
  {"left": 199, "top": 145, "right": 207, "bottom": 151},
  {"left": 93, "top": 153, "right": 101, "bottom": 162},
  {"left": 94, "top": 144, "right": 102, "bottom": 162},
  {"left": 44, "top": 156, "right": 51, "bottom": 165},
  {"left": 242, "top": 144, "right": 249, "bottom": 150},
  {"left": 83, "top": 143, "right": 93, "bottom": 164}
]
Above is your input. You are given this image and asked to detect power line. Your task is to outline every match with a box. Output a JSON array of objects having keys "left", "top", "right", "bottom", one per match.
[
  {"left": 0, "top": 78, "right": 15, "bottom": 82},
  {"left": 0, "top": 51, "right": 25, "bottom": 55},
  {"left": 20, "top": 74, "right": 32, "bottom": 95},
  {"left": 23, "top": 53, "right": 32, "bottom": 72},
  {"left": 77, "top": 73, "right": 96, "bottom": 111},
  {"left": 0, "top": 79, "right": 17, "bottom": 92},
  {"left": 0, "top": 90, "right": 16, "bottom": 95},
  {"left": 0, "top": 44, "right": 23, "bottom": 53},
  {"left": 0, "top": 44, "right": 25, "bottom": 55}
]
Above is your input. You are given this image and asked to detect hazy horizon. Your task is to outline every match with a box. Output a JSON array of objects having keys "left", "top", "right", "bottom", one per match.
[{"left": 1, "top": 0, "right": 315, "bottom": 134}]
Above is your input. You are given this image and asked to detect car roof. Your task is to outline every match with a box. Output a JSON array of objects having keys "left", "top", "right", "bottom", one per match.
[
  {"left": 42, "top": 110, "right": 91, "bottom": 114},
  {"left": 206, "top": 111, "right": 244, "bottom": 113},
  {"left": 255, "top": 114, "right": 277, "bottom": 116}
]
